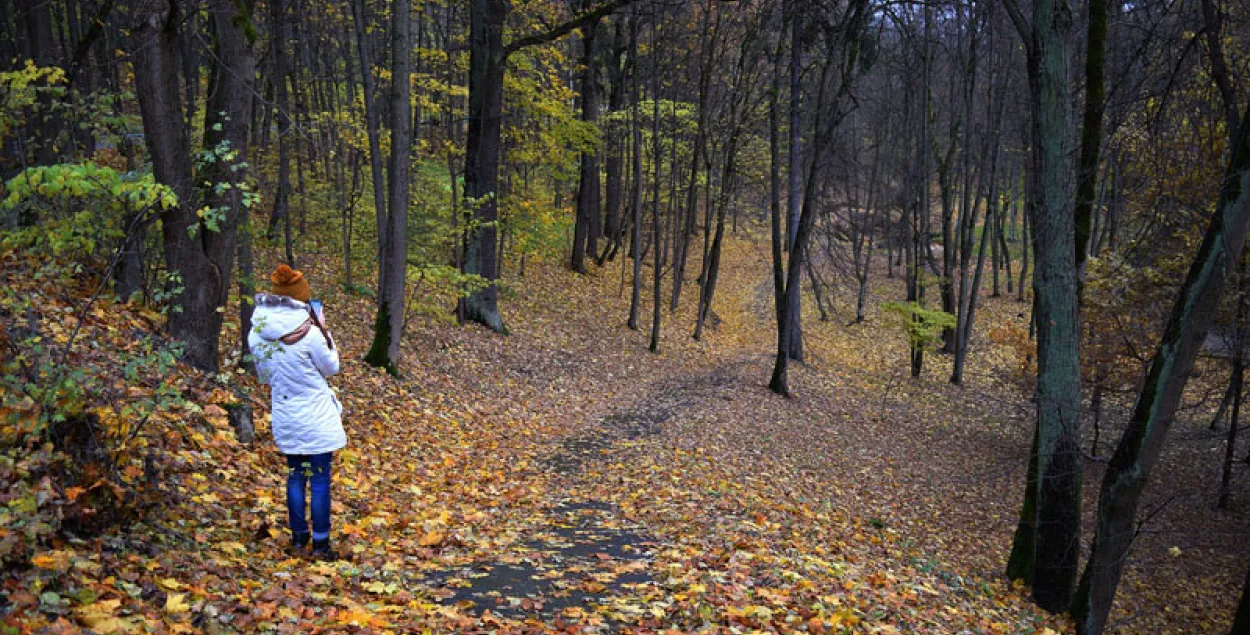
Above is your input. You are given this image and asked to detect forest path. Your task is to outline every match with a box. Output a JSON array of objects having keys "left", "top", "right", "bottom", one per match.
[
  {"left": 417, "top": 355, "right": 753, "bottom": 625},
  {"left": 410, "top": 243, "right": 775, "bottom": 626}
]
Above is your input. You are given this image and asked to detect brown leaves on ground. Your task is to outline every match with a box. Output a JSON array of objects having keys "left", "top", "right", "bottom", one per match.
[{"left": 3, "top": 235, "right": 1237, "bottom": 634}]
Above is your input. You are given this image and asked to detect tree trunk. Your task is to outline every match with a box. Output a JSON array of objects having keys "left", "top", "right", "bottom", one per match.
[
  {"left": 600, "top": 18, "right": 626, "bottom": 263},
  {"left": 627, "top": 7, "right": 642, "bottom": 330},
  {"left": 1213, "top": 368, "right": 1237, "bottom": 430},
  {"left": 1219, "top": 296, "right": 1244, "bottom": 510},
  {"left": 953, "top": 42, "right": 1004, "bottom": 385},
  {"left": 202, "top": 0, "right": 256, "bottom": 370},
  {"left": 238, "top": 208, "right": 256, "bottom": 374},
  {"left": 784, "top": 0, "right": 803, "bottom": 362},
  {"left": 350, "top": 0, "right": 388, "bottom": 269},
  {"left": 1073, "top": 0, "right": 1107, "bottom": 293},
  {"left": 673, "top": 0, "right": 717, "bottom": 312},
  {"left": 363, "top": 0, "right": 412, "bottom": 373},
  {"left": 1006, "top": 421, "right": 1040, "bottom": 582},
  {"left": 768, "top": 6, "right": 864, "bottom": 394},
  {"left": 952, "top": 159, "right": 998, "bottom": 385},
  {"left": 937, "top": 147, "right": 957, "bottom": 353},
  {"left": 1003, "top": 0, "right": 1082, "bottom": 613},
  {"left": 1232, "top": 565, "right": 1250, "bottom": 635},
  {"left": 133, "top": 0, "right": 231, "bottom": 372},
  {"left": 571, "top": 9, "right": 602, "bottom": 274},
  {"left": 1018, "top": 192, "right": 1030, "bottom": 301},
  {"left": 461, "top": 0, "right": 507, "bottom": 333},
  {"left": 1070, "top": 98, "right": 1250, "bottom": 635},
  {"left": 266, "top": 0, "right": 292, "bottom": 263},
  {"left": 16, "top": 0, "right": 59, "bottom": 167},
  {"left": 767, "top": 13, "right": 787, "bottom": 393},
  {"left": 648, "top": 19, "right": 662, "bottom": 354},
  {"left": 998, "top": 176, "right": 1015, "bottom": 295}
]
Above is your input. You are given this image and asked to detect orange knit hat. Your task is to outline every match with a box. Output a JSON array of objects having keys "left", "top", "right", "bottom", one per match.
[{"left": 270, "top": 264, "right": 311, "bottom": 303}]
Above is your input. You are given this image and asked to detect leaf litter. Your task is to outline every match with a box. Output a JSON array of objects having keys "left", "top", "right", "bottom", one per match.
[{"left": 3, "top": 235, "right": 1242, "bottom": 634}]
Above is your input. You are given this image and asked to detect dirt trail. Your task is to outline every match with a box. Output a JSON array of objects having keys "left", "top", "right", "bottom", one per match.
[{"left": 419, "top": 347, "right": 751, "bottom": 624}]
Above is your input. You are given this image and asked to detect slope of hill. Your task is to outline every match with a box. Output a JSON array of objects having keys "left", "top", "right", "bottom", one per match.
[{"left": 2, "top": 232, "right": 1240, "bottom": 634}]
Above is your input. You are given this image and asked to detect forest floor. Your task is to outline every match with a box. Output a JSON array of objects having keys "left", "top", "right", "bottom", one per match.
[{"left": 4, "top": 230, "right": 1248, "bottom": 634}]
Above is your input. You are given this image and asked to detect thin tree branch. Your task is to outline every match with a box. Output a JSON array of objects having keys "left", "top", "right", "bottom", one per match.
[
  {"left": 504, "top": 0, "right": 636, "bottom": 56},
  {"left": 1200, "top": 0, "right": 1241, "bottom": 137},
  {"left": 1000, "top": 0, "right": 1031, "bottom": 53},
  {"left": 67, "top": 0, "right": 120, "bottom": 87}
]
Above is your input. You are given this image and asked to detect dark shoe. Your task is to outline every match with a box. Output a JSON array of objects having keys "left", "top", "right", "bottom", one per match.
[
  {"left": 312, "top": 538, "right": 337, "bottom": 561},
  {"left": 291, "top": 532, "right": 310, "bottom": 553}
]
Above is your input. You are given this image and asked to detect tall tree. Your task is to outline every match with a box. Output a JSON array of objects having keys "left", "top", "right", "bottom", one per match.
[
  {"left": 783, "top": 0, "right": 803, "bottom": 361},
  {"left": 350, "top": 0, "right": 388, "bottom": 269},
  {"left": 627, "top": 5, "right": 643, "bottom": 330},
  {"left": 364, "top": 0, "right": 412, "bottom": 374},
  {"left": 15, "top": 0, "right": 59, "bottom": 167},
  {"left": 266, "top": 0, "right": 294, "bottom": 266},
  {"left": 201, "top": 0, "right": 257, "bottom": 370},
  {"left": 599, "top": 18, "right": 628, "bottom": 263},
  {"left": 769, "top": 0, "right": 870, "bottom": 396},
  {"left": 1073, "top": 0, "right": 1108, "bottom": 290},
  {"left": 648, "top": 15, "right": 662, "bottom": 353},
  {"left": 461, "top": 0, "right": 635, "bottom": 333},
  {"left": 1002, "top": 0, "right": 1083, "bottom": 613},
  {"left": 132, "top": 0, "right": 239, "bottom": 372},
  {"left": 571, "top": 3, "right": 604, "bottom": 274}
]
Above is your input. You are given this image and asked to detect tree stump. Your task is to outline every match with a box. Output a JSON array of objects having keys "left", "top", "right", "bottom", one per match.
[{"left": 226, "top": 402, "right": 254, "bottom": 446}]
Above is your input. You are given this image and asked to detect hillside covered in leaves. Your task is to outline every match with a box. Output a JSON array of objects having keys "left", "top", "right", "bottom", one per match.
[{"left": 3, "top": 230, "right": 1246, "bottom": 634}]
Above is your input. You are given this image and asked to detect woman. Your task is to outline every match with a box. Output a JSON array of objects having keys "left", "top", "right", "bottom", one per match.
[{"left": 248, "top": 264, "right": 345, "bottom": 559}]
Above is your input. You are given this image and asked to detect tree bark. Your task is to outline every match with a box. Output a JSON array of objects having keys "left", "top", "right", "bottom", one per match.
[
  {"left": 571, "top": 7, "right": 602, "bottom": 274},
  {"left": 600, "top": 18, "right": 626, "bottom": 263},
  {"left": 767, "top": 8, "right": 787, "bottom": 393},
  {"left": 1232, "top": 564, "right": 1250, "bottom": 635},
  {"left": 16, "top": 0, "right": 58, "bottom": 167},
  {"left": 133, "top": 0, "right": 231, "bottom": 372},
  {"left": 1002, "top": 0, "right": 1082, "bottom": 613},
  {"left": 627, "top": 6, "right": 642, "bottom": 330},
  {"left": 202, "top": 0, "right": 256, "bottom": 371},
  {"left": 350, "top": 0, "right": 388, "bottom": 269},
  {"left": 363, "top": 0, "right": 412, "bottom": 373},
  {"left": 648, "top": 17, "right": 662, "bottom": 354},
  {"left": 1073, "top": 0, "right": 1107, "bottom": 292},
  {"left": 767, "top": 0, "right": 871, "bottom": 394},
  {"left": 462, "top": 0, "right": 636, "bottom": 333},
  {"left": 1219, "top": 292, "right": 1245, "bottom": 510},
  {"left": 266, "top": 0, "right": 293, "bottom": 266},
  {"left": 461, "top": 0, "right": 508, "bottom": 332},
  {"left": 784, "top": 0, "right": 803, "bottom": 361}
]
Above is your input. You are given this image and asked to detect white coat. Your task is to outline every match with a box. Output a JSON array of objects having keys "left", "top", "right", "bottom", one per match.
[{"left": 247, "top": 293, "right": 346, "bottom": 456}]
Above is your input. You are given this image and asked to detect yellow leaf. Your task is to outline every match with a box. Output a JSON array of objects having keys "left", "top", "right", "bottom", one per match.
[
  {"left": 76, "top": 599, "right": 141, "bottom": 633},
  {"left": 418, "top": 531, "right": 445, "bottom": 547},
  {"left": 159, "top": 577, "right": 183, "bottom": 591},
  {"left": 337, "top": 609, "right": 389, "bottom": 627},
  {"left": 30, "top": 555, "right": 58, "bottom": 569},
  {"left": 165, "top": 593, "right": 190, "bottom": 614},
  {"left": 30, "top": 550, "right": 71, "bottom": 571}
]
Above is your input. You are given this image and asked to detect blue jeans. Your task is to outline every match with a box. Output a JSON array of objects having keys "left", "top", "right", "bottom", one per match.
[{"left": 285, "top": 452, "right": 332, "bottom": 541}]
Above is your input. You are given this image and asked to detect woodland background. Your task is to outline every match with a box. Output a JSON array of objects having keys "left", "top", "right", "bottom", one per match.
[{"left": 2, "top": 0, "right": 1250, "bottom": 633}]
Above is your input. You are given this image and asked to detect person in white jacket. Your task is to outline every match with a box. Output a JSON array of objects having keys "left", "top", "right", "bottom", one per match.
[{"left": 248, "top": 264, "right": 345, "bottom": 559}]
